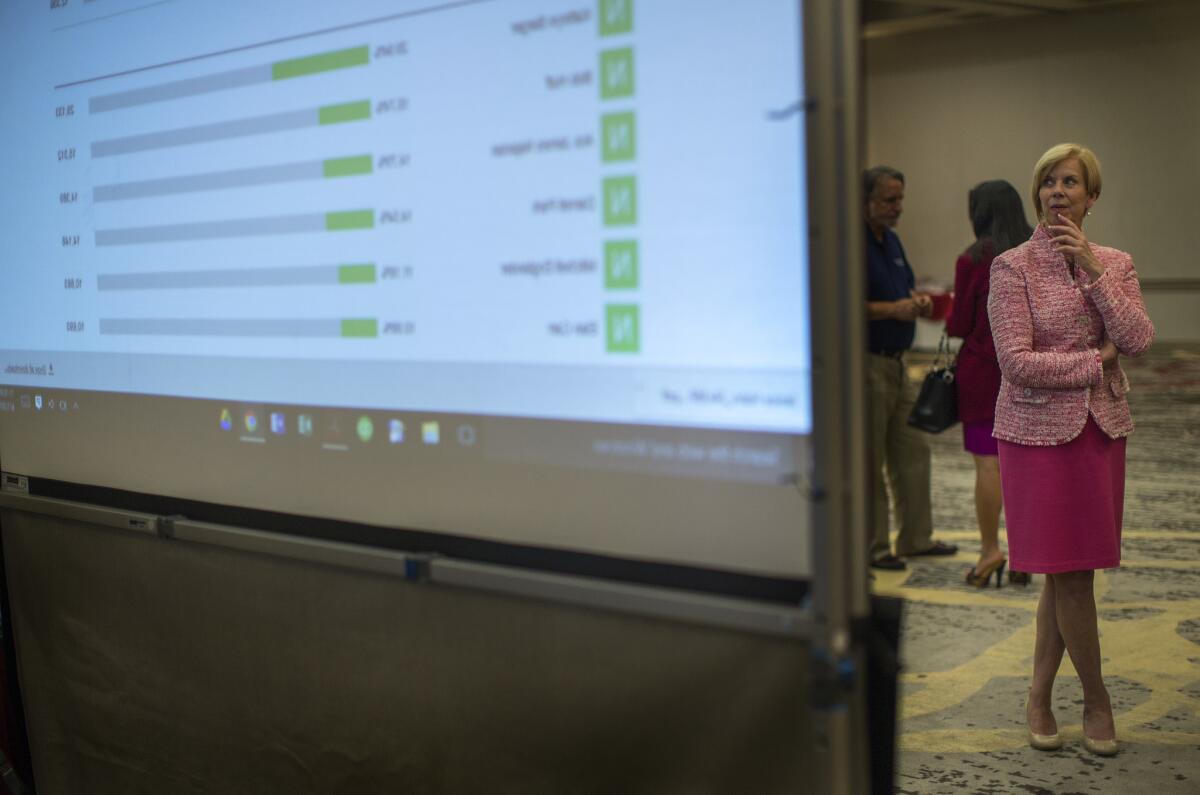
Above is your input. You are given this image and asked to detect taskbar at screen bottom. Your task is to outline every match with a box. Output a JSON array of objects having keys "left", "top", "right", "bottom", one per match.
[
  {"left": 0, "top": 384, "right": 799, "bottom": 484},
  {"left": 0, "top": 348, "right": 812, "bottom": 435}
]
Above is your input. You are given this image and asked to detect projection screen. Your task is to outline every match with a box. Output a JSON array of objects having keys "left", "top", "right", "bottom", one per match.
[{"left": 0, "top": 0, "right": 812, "bottom": 585}]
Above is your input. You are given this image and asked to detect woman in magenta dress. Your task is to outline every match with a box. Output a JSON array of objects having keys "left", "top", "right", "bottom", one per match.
[
  {"left": 946, "top": 180, "right": 1032, "bottom": 588},
  {"left": 988, "top": 143, "right": 1154, "bottom": 756}
]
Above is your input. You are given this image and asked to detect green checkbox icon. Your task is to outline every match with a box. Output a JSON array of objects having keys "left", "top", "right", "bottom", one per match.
[
  {"left": 601, "top": 111, "right": 636, "bottom": 162},
  {"left": 599, "top": 47, "right": 634, "bottom": 99},
  {"left": 598, "top": 0, "right": 633, "bottom": 36},
  {"left": 604, "top": 240, "right": 639, "bottom": 289},
  {"left": 603, "top": 176, "right": 637, "bottom": 226},
  {"left": 606, "top": 304, "right": 640, "bottom": 353}
]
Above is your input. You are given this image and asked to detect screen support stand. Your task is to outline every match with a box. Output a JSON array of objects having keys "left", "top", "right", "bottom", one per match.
[{"left": 805, "top": 0, "right": 872, "bottom": 792}]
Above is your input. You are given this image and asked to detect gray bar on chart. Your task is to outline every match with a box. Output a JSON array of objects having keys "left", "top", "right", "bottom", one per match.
[
  {"left": 99, "top": 318, "right": 342, "bottom": 337},
  {"left": 89, "top": 65, "right": 272, "bottom": 113},
  {"left": 98, "top": 265, "right": 339, "bottom": 291},
  {"left": 95, "top": 213, "right": 325, "bottom": 247},
  {"left": 94, "top": 161, "right": 323, "bottom": 202},
  {"left": 91, "top": 108, "right": 316, "bottom": 158}
]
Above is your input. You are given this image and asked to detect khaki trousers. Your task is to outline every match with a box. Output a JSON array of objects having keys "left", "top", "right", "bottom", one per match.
[{"left": 866, "top": 353, "right": 934, "bottom": 559}]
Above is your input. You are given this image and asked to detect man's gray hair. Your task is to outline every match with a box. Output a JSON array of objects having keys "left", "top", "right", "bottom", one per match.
[{"left": 864, "top": 166, "right": 905, "bottom": 199}]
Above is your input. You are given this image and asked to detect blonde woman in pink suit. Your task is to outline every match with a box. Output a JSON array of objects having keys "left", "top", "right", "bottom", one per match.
[{"left": 988, "top": 143, "right": 1154, "bottom": 756}]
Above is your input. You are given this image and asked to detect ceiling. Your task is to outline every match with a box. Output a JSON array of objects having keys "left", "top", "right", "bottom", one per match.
[{"left": 862, "top": 0, "right": 1173, "bottom": 38}]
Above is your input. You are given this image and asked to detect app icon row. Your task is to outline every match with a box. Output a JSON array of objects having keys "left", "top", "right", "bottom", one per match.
[{"left": 218, "top": 408, "right": 476, "bottom": 447}]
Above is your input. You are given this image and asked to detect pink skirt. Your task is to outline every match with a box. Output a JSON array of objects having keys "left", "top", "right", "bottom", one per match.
[{"left": 998, "top": 417, "right": 1126, "bottom": 573}]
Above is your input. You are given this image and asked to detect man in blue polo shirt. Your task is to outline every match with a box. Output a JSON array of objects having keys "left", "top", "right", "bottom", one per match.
[{"left": 864, "top": 166, "right": 957, "bottom": 570}]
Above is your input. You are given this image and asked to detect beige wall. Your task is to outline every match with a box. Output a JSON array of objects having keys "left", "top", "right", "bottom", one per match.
[{"left": 866, "top": 0, "right": 1200, "bottom": 341}]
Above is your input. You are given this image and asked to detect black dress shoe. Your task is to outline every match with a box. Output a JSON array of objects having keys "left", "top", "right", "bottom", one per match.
[
  {"left": 870, "top": 553, "right": 907, "bottom": 571},
  {"left": 906, "top": 541, "right": 958, "bottom": 557}
]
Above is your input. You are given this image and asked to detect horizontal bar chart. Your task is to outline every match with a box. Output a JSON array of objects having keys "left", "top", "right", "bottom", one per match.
[
  {"left": 64, "top": 29, "right": 403, "bottom": 350},
  {"left": 99, "top": 318, "right": 379, "bottom": 338},
  {"left": 93, "top": 155, "right": 372, "bottom": 202},
  {"left": 97, "top": 264, "right": 376, "bottom": 291},
  {"left": 89, "top": 45, "right": 370, "bottom": 113},
  {"left": 91, "top": 100, "right": 370, "bottom": 158},
  {"left": 95, "top": 210, "right": 375, "bottom": 246}
]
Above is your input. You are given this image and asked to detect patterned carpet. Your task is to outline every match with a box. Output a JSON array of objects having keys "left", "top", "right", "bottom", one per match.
[{"left": 873, "top": 343, "right": 1200, "bottom": 794}]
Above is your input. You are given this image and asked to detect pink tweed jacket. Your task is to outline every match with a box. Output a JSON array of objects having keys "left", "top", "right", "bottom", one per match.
[{"left": 988, "top": 225, "right": 1154, "bottom": 446}]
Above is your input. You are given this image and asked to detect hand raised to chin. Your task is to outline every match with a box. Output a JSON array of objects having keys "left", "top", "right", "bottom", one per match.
[{"left": 1049, "top": 213, "right": 1104, "bottom": 279}]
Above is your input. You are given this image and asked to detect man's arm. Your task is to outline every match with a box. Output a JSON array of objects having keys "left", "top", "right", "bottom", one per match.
[{"left": 866, "top": 293, "right": 931, "bottom": 322}]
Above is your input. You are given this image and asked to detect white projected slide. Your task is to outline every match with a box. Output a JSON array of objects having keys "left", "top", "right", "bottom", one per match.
[{"left": 0, "top": 0, "right": 812, "bottom": 581}]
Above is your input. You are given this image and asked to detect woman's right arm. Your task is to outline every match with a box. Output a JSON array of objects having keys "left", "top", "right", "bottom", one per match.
[{"left": 988, "top": 254, "right": 1104, "bottom": 389}]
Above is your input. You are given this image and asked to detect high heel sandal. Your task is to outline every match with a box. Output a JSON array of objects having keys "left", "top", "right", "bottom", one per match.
[
  {"left": 965, "top": 557, "right": 1006, "bottom": 588},
  {"left": 1008, "top": 569, "right": 1032, "bottom": 586}
]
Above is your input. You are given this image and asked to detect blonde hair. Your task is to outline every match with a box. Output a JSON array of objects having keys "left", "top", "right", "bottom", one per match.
[{"left": 1030, "top": 143, "right": 1102, "bottom": 220}]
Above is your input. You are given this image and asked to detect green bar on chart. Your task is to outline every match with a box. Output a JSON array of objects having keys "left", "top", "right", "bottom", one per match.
[
  {"left": 323, "top": 155, "right": 373, "bottom": 178},
  {"left": 338, "top": 264, "right": 377, "bottom": 284},
  {"left": 326, "top": 210, "right": 375, "bottom": 231},
  {"left": 273, "top": 46, "right": 370, "bottom": 81},
  {"left": 341, "top": 318, "right": 379, "bottom": 338},
  {"left": 319, "top": 100, "right": 371, "bottom": 125}
]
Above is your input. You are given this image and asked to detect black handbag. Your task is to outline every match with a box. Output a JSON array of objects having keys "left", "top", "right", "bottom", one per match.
[{"left": 907, "top": 333, "right": 959, "bottom": 433}]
